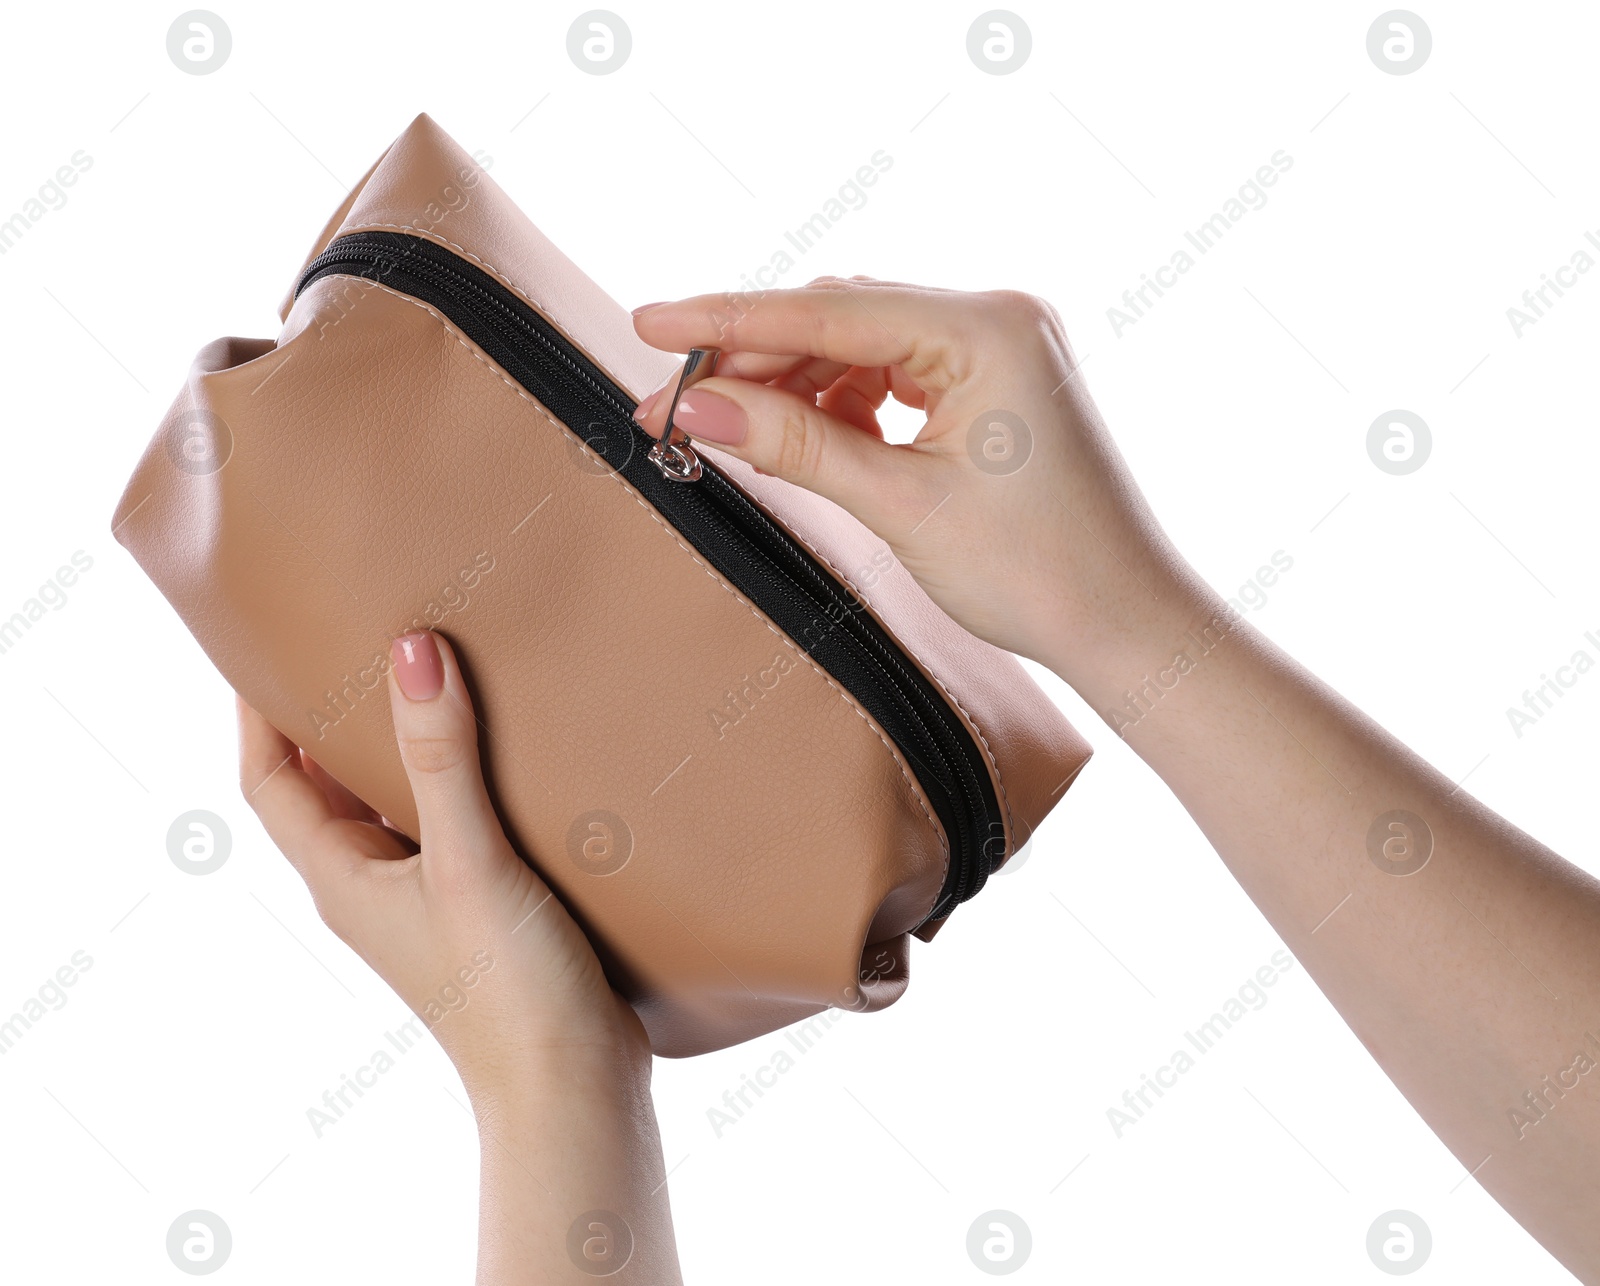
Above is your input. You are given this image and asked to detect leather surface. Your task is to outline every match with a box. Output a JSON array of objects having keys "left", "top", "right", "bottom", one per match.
[{"left": 112, "top": 113, "right": 1092, "bottom": 1056}]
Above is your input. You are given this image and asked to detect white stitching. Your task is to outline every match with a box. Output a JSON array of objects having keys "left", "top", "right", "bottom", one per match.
[
  {"left": 347, "top": 223, "right": 560, "bottom": 325},
  {"left": 764, "top": 518, "right": 1018, "bottom": 850},
  {"left": 324, "top": 277, "right": 949, "bottom": 865}
]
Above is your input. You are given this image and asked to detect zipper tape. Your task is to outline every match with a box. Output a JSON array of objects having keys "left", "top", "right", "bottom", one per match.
[{"left": 295, "top": 231, "right": 1007, "bottom": 924}]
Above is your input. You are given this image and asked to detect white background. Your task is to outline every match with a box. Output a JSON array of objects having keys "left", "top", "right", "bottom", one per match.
[{"left": 2, "top": 0, "right": 1596, "bottom": 1281}]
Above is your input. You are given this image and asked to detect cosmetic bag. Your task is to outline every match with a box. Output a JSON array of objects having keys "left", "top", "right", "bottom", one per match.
[{"left": 112, "top": 114, "right": 1092, "bottom": 1056}]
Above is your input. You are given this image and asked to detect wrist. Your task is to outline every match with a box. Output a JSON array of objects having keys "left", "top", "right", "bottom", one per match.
[
  {"left": 1030, "top": 550, "right": 1203, "bottom": 671},
  {"left": 1040, "top": 564, "right": 1228, "bottom": 713},
  {"left": 462, "top": 1017, "right": 653, "bottom": 1130}
]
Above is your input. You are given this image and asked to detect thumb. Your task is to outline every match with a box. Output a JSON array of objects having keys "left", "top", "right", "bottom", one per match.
[
  {"left": 654, "top": 378, "right": 912, "bottom": 528},
  {"left": 387, "top": 630, "right": 505, "bottom": 858}
]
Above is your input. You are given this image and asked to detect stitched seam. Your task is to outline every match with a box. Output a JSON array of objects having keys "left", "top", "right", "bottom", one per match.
[
  {"left": 774, "top": 520, "right": 1017, "bottom": 850},
  {"left": 335, "top": 278, "right": 948, "bottom": 866},
  {"left": 346, "top": 223, "right": 559, "bottom": 325}
]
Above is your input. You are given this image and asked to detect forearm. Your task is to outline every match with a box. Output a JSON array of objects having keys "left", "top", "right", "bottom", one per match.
[
  {"left": 473, "top": 1050, "right": 682, "bottom": 1286},
  {"left": 1049, "top": 568, "right": 1600, "bottom": 1279},
  {"left": 629, "top": 279, "right": 1600, "bottom": 1272}
]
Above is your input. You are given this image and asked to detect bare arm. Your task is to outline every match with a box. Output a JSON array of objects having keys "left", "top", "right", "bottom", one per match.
[
  {"left": 634, "top": 281, "right": 1600, "bottom": 1280},
  {"left": 473, "top": 1053, "right": 677, "bottom": 1284},
  {"left": 1061, "top": 571, "right": 1600, "bottom": 1275}
]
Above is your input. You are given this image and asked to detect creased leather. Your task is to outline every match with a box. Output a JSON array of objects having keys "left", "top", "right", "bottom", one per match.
[{"left": 111, "top": 114, "right": 1092, "bottom": 1056}]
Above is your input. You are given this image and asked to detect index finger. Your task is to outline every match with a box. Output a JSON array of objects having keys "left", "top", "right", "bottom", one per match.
[
  {"left": 632, "top": 282, "right": 969, "bottom": 393},
  {"left": 237, "top": 696, "right": 371, "bottom": 889}
]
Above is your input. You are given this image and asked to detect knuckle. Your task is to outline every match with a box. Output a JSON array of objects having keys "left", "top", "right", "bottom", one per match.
[
  {"left": 315, "top": 898, "right": 355, "bottom": 948},
  {"left": 984, "top": 288, "right": 1054, "bottom": 328},
  {"left": 424, "top": 844, "right": 481, "bottom": 899},
  {"left": 708, "top": 291, "right": 753, "bottom": 346},
  {"left": 772, "top": 404, "right": 826, "bottom": 481},
  {"left": 312, "top": 864, "right": 382, "bottom": 948},
  {"left": 395, "top": 731, "right": 472, "bottom": 777},
  {"left": 981, "top": 288, "right": 1068, "bottom": 356},
  {"left": 982, "top": 286, "right": 1037, "bottom": 314},
  {"left": 293, "top": 871, "right": 352, "bottom": 942},
  {"left": 805, "top": 299, "right": 836, "bottom": 352}
]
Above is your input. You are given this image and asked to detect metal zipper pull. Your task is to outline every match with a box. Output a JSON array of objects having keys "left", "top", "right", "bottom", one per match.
[{"left": 647, "top": 347, "right": 720, "bottom": 482}]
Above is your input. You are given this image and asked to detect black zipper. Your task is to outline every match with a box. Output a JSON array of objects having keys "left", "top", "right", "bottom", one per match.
[{"left": 296, "top": 231, "right": 1006, "bottom": 927}]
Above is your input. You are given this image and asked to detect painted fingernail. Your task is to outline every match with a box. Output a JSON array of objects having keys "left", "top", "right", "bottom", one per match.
[
  {"left": 631, "top": 301, "right": 668, "bottom": 315},
  {"left": 392, "top": 631, "right": 444, "bottom": 701},
  {"left": 632, "top": 370, "right": 678, "bottom": 423},
  {"left": 673, "top": 389, "right": 747, "bottom": 445},
  {"left": 633, "top": 380, "right": 670, "bottom": 423}
]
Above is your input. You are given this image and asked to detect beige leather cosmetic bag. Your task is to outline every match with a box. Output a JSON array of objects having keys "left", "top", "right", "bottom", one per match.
[{"left": 112, "top": 114, "right": 1092, "bottom": 1056}]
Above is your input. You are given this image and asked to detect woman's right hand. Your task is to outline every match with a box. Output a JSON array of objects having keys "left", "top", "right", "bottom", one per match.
[
  {"left": 631, "top": 280, "right": 1205, "bottom": 686},
  {"left": 643, "top": 283, "right": 1600, "bottom": 1285}
]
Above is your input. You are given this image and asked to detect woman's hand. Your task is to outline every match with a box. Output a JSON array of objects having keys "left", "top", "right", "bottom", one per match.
[
  {"left": 631, "top": 279, "right": 1205, "bottom": 687},
  {"left": 237, "top": 629, "right": 645, "bottom": 1106},
  {"left": 634, "top": 282, "right": 1600, "bottom": 1278},
  {"left": 238, "top": 630, "right": 682, "bottom": 1284}
]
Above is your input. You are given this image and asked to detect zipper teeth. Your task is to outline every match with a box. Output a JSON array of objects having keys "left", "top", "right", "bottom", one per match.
[
  {"left": 707, "top": 480, "right": 983, "bottom": 909},
  {"left": 697, "top": 478, "right": 969, "bottom": 831},
  {"left": 711, "top": 477, "right": 958, "bottom": 764},
  {"left": 698, "top": 476, "right": 982, "bottom": 833},
  {"left": 322, "top": 242, "right": 964, "bottom": 799},
  {"left": 306, "top": 241, "right": 964, "bottom": 792},
  {"left": 307, "top": 240, "right": 632, "bottom": 421},
  {"left": 297, "top": 234, "right": 1000, "bottom": 914}
]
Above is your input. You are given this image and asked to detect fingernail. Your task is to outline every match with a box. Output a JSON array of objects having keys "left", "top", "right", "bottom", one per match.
[
  {"left": 673, "top": 389, "right": 747, "bottom": 445},
  {"left": 631, "top": 301, "right": 668, "bottom": 315},
  {"left": 392, "top": 631, "right": 444, "bottom": 701},
  {"left": 631, "top": 368, "right": 679, "bottom": 423}
]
